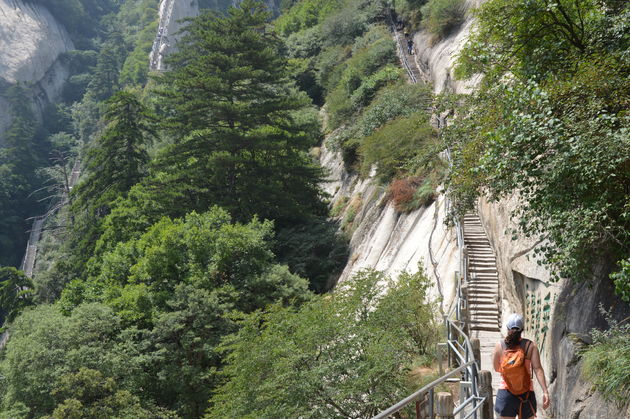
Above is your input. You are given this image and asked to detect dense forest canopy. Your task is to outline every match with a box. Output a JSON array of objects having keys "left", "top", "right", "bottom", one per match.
[{"left": 0, "top": 0, "right": 628, "bottom": 416}]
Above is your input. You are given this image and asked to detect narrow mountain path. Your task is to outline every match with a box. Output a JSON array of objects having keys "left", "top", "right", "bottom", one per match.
[
  {"left": 390, "top": 14, "right": 423, "bottom": 83},
  {"left": 20, "top": 217, "right": 45, "bottom": 278},
  {"left": 463, "top": 212, "right": 502, "bottom": 391},
  {"left": 392, "top": 10, "right": 504, "bottom": 393}
]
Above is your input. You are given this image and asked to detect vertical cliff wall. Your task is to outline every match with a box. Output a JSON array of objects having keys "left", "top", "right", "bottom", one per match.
[
  {"left": 323, "top": 2, "right": 629, "bottom": 416},
  {"left": 149, "top": 0, "right": 282, "bottom": 72},
  {"left": 0, "top": 0, "right": 74, "bottom": 141},
  {"left": 320, "top": 144, "right": 459, "bottom": 309},
  {"left": 149, "top": 0, "right": 200, "bottom": 71}
]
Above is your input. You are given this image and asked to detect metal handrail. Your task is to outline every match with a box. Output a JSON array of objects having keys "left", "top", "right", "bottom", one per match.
[
  {"left": 373, "top": 126, "right": 483, "bottom": 419},
  {"left": 388, "top": 9, "right": 418, "bottom": 84},
  {"left": 373, "top": 362, "right": 476, "bottom": 419}
]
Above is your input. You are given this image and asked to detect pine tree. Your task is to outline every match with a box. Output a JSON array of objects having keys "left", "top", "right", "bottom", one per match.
[
  {"left": 73, "top": 90, "right": 155, "bottom": 212},
  {"left": 69, "top": 90, "right": 155, "bottom": 269},
  {"left": 154, "top": 0, "right": 326, "bottom": 225}
]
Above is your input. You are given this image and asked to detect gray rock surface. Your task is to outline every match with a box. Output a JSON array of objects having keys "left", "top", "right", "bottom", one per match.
[
  {"left": 549, "top": 271, "right": 630, "bottom": 419},
  {"left": 0, "top": 0, "right": 73, "bottom": 140},
  {"left": 319, "top": 143, "right": 459, "bottom": 309},
  {"left": 150, "top": 0, "right": 200, "bottom": 71}
]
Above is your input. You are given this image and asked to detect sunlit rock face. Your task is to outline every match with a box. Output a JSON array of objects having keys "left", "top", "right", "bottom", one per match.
[
  {"left": 149, "top": 0, "right": 200, "bottom": 71},
  {"left": 0, "top": 0, "right": 73, "bottom": 141},
  {"left": 149, "top": 0, "right": 281, "bottom": 71},
  {"left": 320, "top": 143, "right": 459, "bottom": 309}
]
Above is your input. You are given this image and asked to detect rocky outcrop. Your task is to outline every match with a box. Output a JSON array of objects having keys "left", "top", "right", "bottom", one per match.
[
  {"left": 0, "top": 0, "right": 74, "bottom": 140},
  {"left": 549, "top": 269, "right": 630, "bottom": 419},
  {"left": 149, "top": 0, "right": 200, "bottom": 71},
  {"left": 320, "top": 144, "right": 459, "bottom": 309},
  {"left": 149, "top": 0, "right": 283, "bottom": 71},
  {"left": 411, "top": 0, "right": 482, "bottom": 94}
]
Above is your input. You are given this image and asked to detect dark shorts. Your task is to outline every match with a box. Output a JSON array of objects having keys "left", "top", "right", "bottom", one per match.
[{"left": 495, "top": 389, "right": 537, "bottom": 418}]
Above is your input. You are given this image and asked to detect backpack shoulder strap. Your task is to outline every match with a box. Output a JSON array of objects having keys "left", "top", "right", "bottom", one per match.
[{"left": 521, "top": 339, "right": 532, "bottom": 357}]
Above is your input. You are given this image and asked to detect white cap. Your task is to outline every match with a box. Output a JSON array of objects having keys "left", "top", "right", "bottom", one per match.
[{"left": 506, "top": 313, "right": 524, "bottom": 331}]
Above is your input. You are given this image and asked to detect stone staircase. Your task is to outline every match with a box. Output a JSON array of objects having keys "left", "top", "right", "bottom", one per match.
[{"left": 463, "top": 212, "right": 503, "bottom": 391}]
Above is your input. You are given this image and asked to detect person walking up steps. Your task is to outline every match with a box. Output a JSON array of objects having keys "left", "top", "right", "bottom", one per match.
[
  {"left": 493, "top": 314, "right": 550, "bottom": 418},
  {"left": 407, "top": 38, "right": 413, "bottom": 55}
]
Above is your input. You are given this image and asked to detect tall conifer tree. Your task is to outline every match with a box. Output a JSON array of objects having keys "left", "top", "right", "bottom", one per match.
[{"left": 154, "top": 0, "right": 325, "bottom": 225}]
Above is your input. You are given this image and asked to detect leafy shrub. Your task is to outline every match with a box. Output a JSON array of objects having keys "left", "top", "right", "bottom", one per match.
[
  {"left": 274, "top": 0, "right": 341, "bottom": 36},
  {"left": 323, "top": 28, "right": 397, "bottom": 126},
  {"left": 421, "top": 0, "right": 467, "bottom": 41},
  {"left": 388, "top": 170, "right": 443, "bottom": 213},
  {"left": 581, "top": 310, "right": 630, "bottom": 406},
  {"left": 320, "top": 5, "right": 368, "bottom": 46},
  {"left": 359, "top": 111, "right": 436, "bottom": 180},
  {"left": 285, "top": 25, "right": 323, "bottom": 58},
  {"left": 209, "top": 268, "right": 439, "bottom": 418},
  {"left": 351, "top": 65, "right": 401, "bottom": 109},
  {"left": 389, "top": 177, "right": 420, "bottom": 212},
  {"left": 315, "top": 46, "right": 350, "bottom": 93},
  {"left": 356, "top": 83, "right": 432, "bottom": 136}
]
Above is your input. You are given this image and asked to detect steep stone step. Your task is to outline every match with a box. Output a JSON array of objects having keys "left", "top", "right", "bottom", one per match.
[
  {"left": 469, "top": 274, "right": 499, "bottom": 279},
  {"left": 470, "top": 325, "right": 501, "bottom": 332},
  {"left": 469, "top": 279, "right": 498, "bottom": 284}
]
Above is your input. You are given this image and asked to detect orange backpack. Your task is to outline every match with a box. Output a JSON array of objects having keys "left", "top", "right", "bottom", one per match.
[{"left": 500, "top": 339, "right": 532, "bottom": 395}]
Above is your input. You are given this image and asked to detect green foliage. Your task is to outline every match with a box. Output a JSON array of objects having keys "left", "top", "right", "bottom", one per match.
[
  {"left": 359, "top": 111, "right": 437, "bottom": 180},
  {"left": 611, "top": 258, "right": 630, "bottom": 303},
  {"left": 446, "top": 57, "right": 630, "bottom": 282},
  {"left": 153, "top": 0, "right": 326, "bottom": 226},
  {"left": 66, "top": 208, "right": 310, "bottom": 315},
  {"left": 4, "top": 206, "right": 313, "bottom": 417},
  {"left": 274, "top": 0, "right": 341, "bottom": 36},
  {"left": 274, "top": 217, "right": 349, "bottom": 293},
  {"left": 455, "top": 0, "right": 611, "bottom": 82},
  {"left": 73, "top": 90, "right": 155, "bottom": 211},
  {"left": 0, "top": 268, "right": 34, "bottom": 326},
  {"left": 581, "top": 311, "right": 630, "bottom": 406},
  {"left": 209, "top": 267, "right": 439, "bottom": 418},
  {"left": 49, "top": 368, "right": 173, "bottom": 418},
  {"left": 118, "top": 0, "right": 161, "bottom": 86},
  {"left": 319, "top": 0, "right": 386, "bottom": 47},
  {"left": 0, "top": 304, "right": 141, "bottom": 416},
  {"left": 350, "top": 65, "right": 401, "bottom": 109},
  {"left": 329, "top": 82, "right": 433, "bottom": 168},
  {"left": 0, "top": 85, "right": 47, "bottom": 266},
  {"left": 420, "top": 0, "right": 466, "bottom": 41},
  {"left": 324, "top": 26, "right": 397, "bottom": 127}
]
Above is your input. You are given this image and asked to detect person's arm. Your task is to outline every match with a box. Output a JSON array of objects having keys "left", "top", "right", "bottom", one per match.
[
  {"left": 492, "top": 342, "right": 502, "bottom": 372},
  {"left": 530, "top": 343, "right": 550, "bottom": 409}
]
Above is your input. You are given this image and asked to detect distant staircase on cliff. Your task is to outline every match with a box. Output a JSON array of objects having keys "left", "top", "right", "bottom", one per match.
[
  {"left": 462, "top": 211, "right": 503, "bottom": 391},
  {"left": 463, "top": 212, "right": 501, "bottom": 332}
]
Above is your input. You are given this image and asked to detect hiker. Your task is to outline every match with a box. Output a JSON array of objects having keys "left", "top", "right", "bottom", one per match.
[
  {"left": 493, "top": 314, "right": 550, "bottom": 419},
  {"left": 407, "top": 38, "right": 413, "bottom": 55}
]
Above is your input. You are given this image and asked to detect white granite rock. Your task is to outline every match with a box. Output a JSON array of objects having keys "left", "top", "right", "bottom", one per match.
[{"left": 0, "top": 0, "right": 73, "bottom": 139}]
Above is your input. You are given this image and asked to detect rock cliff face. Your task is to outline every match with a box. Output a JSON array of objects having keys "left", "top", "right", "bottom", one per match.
[
  {"left": 0, "top": 0, "right": 73, "bottom": 140},
  {"left": 149, "top": 0, "right": 282, "bottom": 72},
  {"left": 149, "top": 0, "right": 200, "bottom": 71},
  {"left": 320, "top": 144, "right": 459, "bottom": 308},
  {"left": 549, "top": 267, "right": 630, "bottom": 418},
  {"left": 324, "top": 3, "right": 628, "bottom": 417}
]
